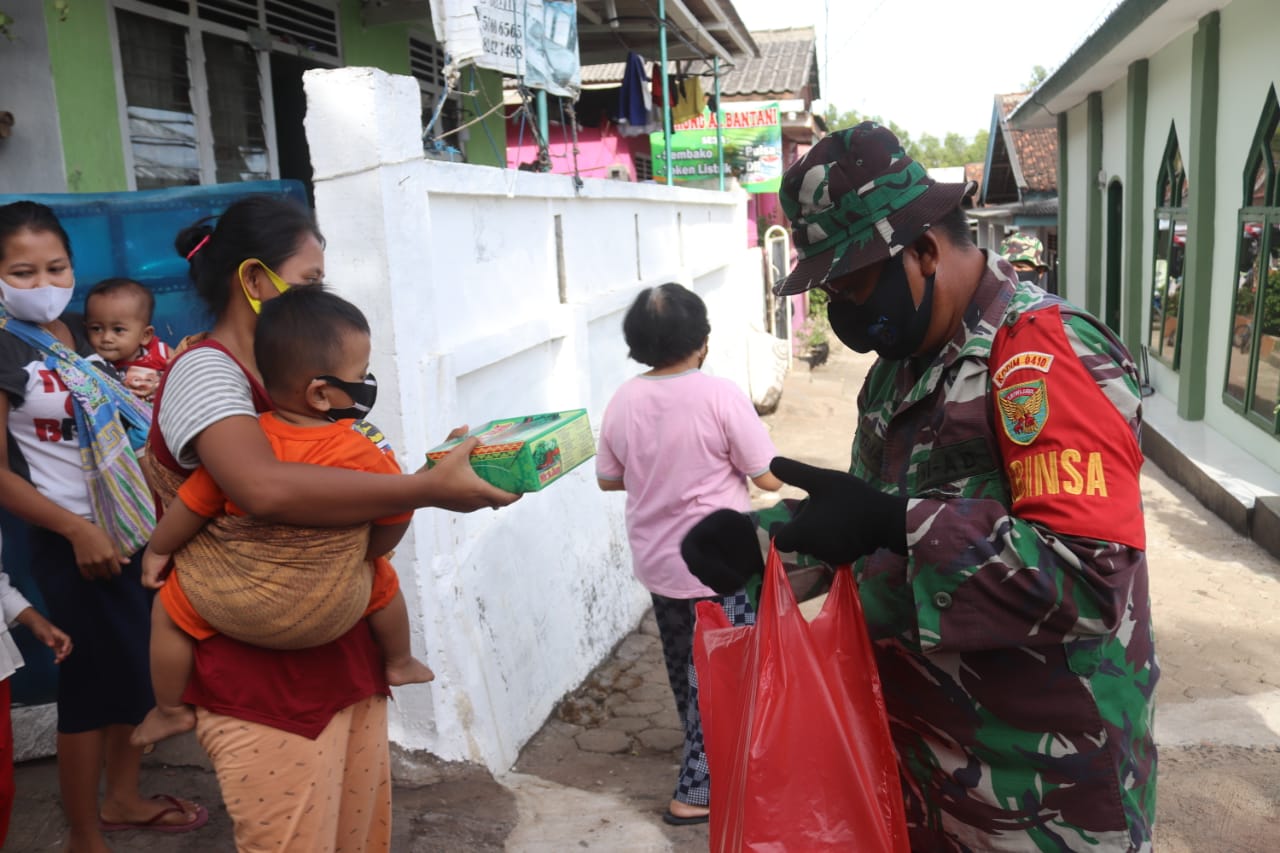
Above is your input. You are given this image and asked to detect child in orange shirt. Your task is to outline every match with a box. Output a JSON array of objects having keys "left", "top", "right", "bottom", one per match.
[{"left": 132, "top": 287, "right": 432, "bottom": 747}]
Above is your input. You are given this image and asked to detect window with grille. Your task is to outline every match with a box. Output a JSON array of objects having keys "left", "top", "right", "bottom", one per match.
[
  {"left": 203, "top": 33, "right": 270, "bottom": 182},
  {"left": 1148, "top": 124, "right": 1189, "bottom": 370},
  {"left": 633, "top": 154, "right": 653, "bottom": 182},
  {"left": 411, "top": 33, "right": 462, "bottom": 156},
  {"left": 114, "top": 0, "right": 338, "bottom": 188},
  {"left": 264, "top": 0, "right": 339, "bottom": 58},
  {"left": 116, "top": 9, "right": 202, "bottom": 189},
  {"left": 1224, "top": 86, "right": 1280, "bottom": 437},
  {"left": 132, "top": 0, "right": 339, "bottom": 58}
]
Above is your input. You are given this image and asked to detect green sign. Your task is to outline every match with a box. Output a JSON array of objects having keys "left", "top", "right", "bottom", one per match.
[{"left": 650, "top": 103, "right": 783, "bottom": 193}]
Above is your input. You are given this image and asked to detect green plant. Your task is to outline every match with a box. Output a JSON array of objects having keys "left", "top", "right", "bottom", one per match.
[
  {"left": 1238, "top": 271, "right": 1280, "bottom": 336},
  {"left": 1264, "top": 271, "right": 1280, "bottom": 336},
  {"left": 1235, "top": 283, "right": 1257, "bottom": 317},
  {"left": 798, "top": 318, "right": 828, "bottom": 348},
  {"left": 1, "top": 0, "right": 69, "bottom": 40},
  {"left": 1163, "top": 286, "right": 1180, "bottom": 319},
  {"left": 800, "top": 289, "right": 830, "bottom": 347}
]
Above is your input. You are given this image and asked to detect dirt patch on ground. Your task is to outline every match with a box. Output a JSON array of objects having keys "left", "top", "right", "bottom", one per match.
[
  {"left": 392, "top": 758, "right": 518, "bottom": 852},
  {"left": 1156, "top": 744, "right": 1280, "bottom": 852}
]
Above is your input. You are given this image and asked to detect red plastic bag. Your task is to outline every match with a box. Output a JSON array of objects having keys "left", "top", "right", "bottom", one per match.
[{"left": 694, "top": 542, "right": 909, "bottom": 852}]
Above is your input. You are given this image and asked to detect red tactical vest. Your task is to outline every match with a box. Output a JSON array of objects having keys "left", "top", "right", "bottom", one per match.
[{"left": 989, "top": 305, "right": 1145, "bottom": 550}]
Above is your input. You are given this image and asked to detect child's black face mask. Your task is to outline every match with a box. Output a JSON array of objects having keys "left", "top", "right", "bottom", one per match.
[{"left": 316, "top": 373, "right": 378, "bottom": 422}]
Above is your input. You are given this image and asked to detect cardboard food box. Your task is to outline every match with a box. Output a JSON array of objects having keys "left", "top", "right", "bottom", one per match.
[{"left": 425, "top": 409, "right": 596, "bottom": 493}]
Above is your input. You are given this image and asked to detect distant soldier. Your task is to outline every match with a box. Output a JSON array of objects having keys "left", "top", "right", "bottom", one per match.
[{"left": 1000, "top": 231, "right": 1050, "bottom": 287}]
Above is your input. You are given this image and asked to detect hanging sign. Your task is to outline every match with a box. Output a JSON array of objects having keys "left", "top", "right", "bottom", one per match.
[
  {"left": 430, "top": 0, "right": 581, "bottom": 98},
  {"left": 650, "top": 103, "right": 784, "bottom": 193}
]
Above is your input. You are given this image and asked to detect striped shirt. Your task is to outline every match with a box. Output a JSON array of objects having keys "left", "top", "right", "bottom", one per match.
[{"left": 157, "top": 348, "right": 257, "bottom": 471}]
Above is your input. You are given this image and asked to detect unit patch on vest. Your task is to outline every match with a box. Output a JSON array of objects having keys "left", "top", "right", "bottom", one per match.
[
  {"left": 998, "top": 379, "right": 1048, "bottom": 445},
  {"left": 351, "top": 419, "right": 392, "bottom": 451},
  {"left": 992, "top": 350, "right": 1054, "bottom": 387}
]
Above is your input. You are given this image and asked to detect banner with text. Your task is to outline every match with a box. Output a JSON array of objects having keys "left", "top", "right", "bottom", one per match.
[
  {"left": 650, "top": 104, "right": 783, "bottom": 193},
  {"left": 462, "top": 0, "right": 581, "bottom": 97}
]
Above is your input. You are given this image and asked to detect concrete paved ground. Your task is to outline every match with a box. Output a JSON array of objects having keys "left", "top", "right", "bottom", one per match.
[{"left": 10, "top": 344, "right": 1280, "bottom": 851}]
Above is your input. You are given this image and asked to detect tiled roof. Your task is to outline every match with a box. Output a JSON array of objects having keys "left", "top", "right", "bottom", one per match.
[
  {"left": 965, "top": 161, "right": 985, "bottom": 187},
  {"left": 997, "top": 92, "right": 1057, "bottom": 193},
  {"left": 576, "top": 27, "right": 818, "bottom": 99}
]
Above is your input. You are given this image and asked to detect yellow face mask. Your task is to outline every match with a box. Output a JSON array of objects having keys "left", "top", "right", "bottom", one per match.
[{"left": 238, "top": 258, "right": 291, "bottom": 314}]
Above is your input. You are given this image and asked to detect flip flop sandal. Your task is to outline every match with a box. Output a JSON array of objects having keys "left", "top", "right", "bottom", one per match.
[
  {"left": 99, "top": 793, "right": 210, "bottom": 834},
  {"left": 662, "top": 809, "right": 710, "bottom": 826}
]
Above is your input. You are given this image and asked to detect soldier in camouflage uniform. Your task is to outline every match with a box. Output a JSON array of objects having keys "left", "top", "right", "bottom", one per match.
[
  {"left": 681, "top": 122, "right": 1157, "bottom": 852},
  {"left": 1000, "top": 231, "right": 1050, "bottom": 287}
]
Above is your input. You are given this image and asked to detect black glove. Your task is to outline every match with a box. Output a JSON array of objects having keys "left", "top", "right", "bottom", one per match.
[
  {"left": 680, "top": 509, "right": 764, "bottom": 595},
  {"left": 771, "top": 457, "right": 908, "bottom": 564}
]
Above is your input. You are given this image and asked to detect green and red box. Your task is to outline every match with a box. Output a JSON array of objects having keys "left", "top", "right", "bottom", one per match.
[{"left": 425, "top": 409, "right": 596, "bottom": 493}]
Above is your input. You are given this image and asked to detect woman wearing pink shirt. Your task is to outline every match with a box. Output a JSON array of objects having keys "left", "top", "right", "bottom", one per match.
[{"left": 596, "top": 283, "right": 781, "bottom": 826}]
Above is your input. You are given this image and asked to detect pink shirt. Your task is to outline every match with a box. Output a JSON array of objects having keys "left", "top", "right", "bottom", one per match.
[{"left": 597, "top": 370, "right": 777, "bottom": 598}]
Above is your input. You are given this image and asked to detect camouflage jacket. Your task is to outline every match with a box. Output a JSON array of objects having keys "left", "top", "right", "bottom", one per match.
[{"left": 761, "top": 253, "right": 1158, "bottom": 852}]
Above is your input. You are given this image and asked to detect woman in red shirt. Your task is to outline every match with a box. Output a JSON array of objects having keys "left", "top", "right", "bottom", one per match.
[{"left": 150, "top": 195, "right": 517, "bottom": 851}]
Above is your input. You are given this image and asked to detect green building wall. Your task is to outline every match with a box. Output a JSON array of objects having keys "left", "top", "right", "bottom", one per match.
[
  {"left": 46, "top": 0, "right": 128, "bottom": 191},
  {"left": 43, "top": 0, "right": 504, "bottom": 192},
  {"left": 460, "top": 66, "right": 508, "bottom": 168},
  {"left": 339, "top": 0, "right": 411, "bottom": 75}
]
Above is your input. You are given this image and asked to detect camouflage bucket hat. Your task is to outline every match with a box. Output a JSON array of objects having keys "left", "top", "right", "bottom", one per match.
[
  {"left": 776, "top": 122, "right": 977, "bottom": 296},
  {"left": 999, "top": 232, "right": 1046, "bottom": 268}
]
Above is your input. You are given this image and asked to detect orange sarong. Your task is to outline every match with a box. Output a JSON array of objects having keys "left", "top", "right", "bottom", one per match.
[{"left": 143, "top": 451, "right": 392, "bottom": 650}]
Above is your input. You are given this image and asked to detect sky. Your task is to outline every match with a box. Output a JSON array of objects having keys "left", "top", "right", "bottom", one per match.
[{"left": 727, "top": 0, "right": 1123, "bottom": 139}]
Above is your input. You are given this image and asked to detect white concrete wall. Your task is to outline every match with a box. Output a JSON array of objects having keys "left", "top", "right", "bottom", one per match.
[
  {"left": 0, "top": 0, "right": 67, "bottom": 192},
  {"left": 1206, "top": 0, "right": 1280, "bottom": 467},
  {"left": 1063, "top": 102, "right": 1090, "bottom": 307},
  {"left": 302, "top": 67, "right": 761, "bottom": 772},
  {"left": 1102, "top": 78, "right": 1129, "bottom": 328},
  {"left": 1141, "top": 28, "right": 1194, "bottom": 399},
  {"left": 1056, "top": 2, "right": 1280, "bottom": 488}
]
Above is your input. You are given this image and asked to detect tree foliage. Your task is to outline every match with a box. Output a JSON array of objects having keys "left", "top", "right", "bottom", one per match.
[
  {"left": 1025, "top": 64, "right": 1049, "bottom": 90},
  {"left": 821, "top": 105, "right": 989, "bottom": 169},
  {"left": 1, "top": 0, "right": 69, "bottom": 40}
]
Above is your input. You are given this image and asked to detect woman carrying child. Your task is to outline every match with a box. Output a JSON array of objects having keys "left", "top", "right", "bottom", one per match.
[
  {"left": 147, "top": 195, "right": 517, "bottom": 852},
  {"left": 0, "top": 201, "right": 207, "bottom": 852},
  {"left": 596, "top": 283, "right": 782, "bottom": 826},
  {"left": 133, "top": 286, "right": 433, "bottom": 748}
]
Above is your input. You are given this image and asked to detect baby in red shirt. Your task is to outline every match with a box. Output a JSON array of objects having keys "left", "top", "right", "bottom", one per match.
[{"left": 84, "top": 278, "right": 172, "bottom": 401}]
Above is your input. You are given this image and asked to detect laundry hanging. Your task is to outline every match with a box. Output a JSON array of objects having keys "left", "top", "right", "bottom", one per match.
[
  {"left": 618, "top": 51, "right": 659, "bottom": 136},
  {"left": 670, "top": 74, "right": 705, "bottom": 125}
]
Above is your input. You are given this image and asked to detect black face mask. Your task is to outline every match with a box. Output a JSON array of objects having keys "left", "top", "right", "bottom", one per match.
[
  {"left": 826, "top": 255, "right": 935, "bottom": 360},
  {"left": 1017, "top": 269, "right": 1043, "bottom": 285},
  {"left": 316, "top": 372, "right": 377, "bottom": 422}
]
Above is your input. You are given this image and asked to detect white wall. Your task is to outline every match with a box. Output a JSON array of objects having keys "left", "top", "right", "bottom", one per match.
[
  {"left": 1141, "top": 28, "right": 1194, "bottom": 398},
  {"left": 1102, "top": 78, "right": 1129, "bottom": 328},
  {"left": 0, "top": 0, "right": 67, "bottom": 192},
  {"left": 1063, "top": 102, "right": 1090, "bottom": 307},
  {"left": 1206, "top": 0, "right": 1280, "bottom": 464},
  {"left": 302, "top": 67, "right": 761, "bottom": 772},
  {"left": 1068, "top": 2, "right": 1280, "bottom": 479}
]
